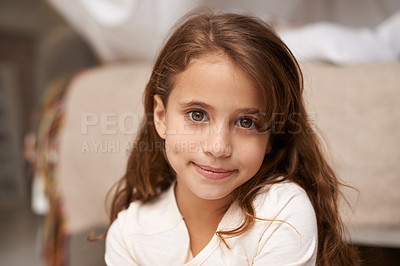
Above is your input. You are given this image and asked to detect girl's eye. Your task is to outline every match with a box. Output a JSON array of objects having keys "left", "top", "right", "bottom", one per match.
[
  {"left": 237, "top": 117, "right": 255, "bottom": 129},
  {"left": 188, "top": 111, "right": 208, "bottom": 122}
]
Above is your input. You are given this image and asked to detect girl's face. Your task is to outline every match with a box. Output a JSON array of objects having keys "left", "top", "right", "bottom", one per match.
[{"left": 154, "top": 55, "right": 270, "bottom": 202}]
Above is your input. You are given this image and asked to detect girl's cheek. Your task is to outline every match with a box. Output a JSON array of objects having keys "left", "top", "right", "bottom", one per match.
[
  {"left": 236, "top": 135, "right": 269, "bottom": 159},
  {"left": 165, "top": 133, "right": 202, "bottom": 154}
]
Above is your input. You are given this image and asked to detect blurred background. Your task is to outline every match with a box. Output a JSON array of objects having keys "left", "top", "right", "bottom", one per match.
[{"left": 1, "top": 0, "right": 399, "bottom": 265}]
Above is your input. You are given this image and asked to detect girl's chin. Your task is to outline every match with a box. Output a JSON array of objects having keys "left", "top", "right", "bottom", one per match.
[{"left": 190, "top": 186, "right": 233, "bottom": 201}]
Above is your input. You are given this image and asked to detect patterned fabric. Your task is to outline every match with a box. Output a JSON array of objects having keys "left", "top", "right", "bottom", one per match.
[{"left": 25, "top": 75, "right": 74, "bottom": 266}]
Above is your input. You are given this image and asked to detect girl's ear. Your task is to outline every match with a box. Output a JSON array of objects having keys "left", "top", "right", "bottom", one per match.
[{"left": 153, "top": 95, "right": 167, "bottom": 139}]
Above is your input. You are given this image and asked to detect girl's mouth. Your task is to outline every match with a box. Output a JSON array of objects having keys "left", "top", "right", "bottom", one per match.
[{"left": 192, "top": 162, "right": 236, "bottom": 180}]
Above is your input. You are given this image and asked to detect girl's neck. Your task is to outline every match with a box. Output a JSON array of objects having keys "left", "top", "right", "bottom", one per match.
[
  {"left": 174, "top": 180, "right": 232, "bottom": 258},
  {"left": 174, "top": 181, "right": 231, "bottom": 224}
]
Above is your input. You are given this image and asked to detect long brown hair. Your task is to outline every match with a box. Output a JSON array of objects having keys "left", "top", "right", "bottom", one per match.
[{"left": 107, "top": 10, "right": 360, "bottom": 265}]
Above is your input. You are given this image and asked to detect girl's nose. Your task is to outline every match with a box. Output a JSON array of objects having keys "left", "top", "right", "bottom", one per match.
[{"left": 202, "top": 124, "right": 232, "bottom": 158}]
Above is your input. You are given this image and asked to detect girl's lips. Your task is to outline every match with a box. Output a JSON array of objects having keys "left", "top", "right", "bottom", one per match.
[{"left": 192, "top": 163, "right": 236, "bottom": 180}]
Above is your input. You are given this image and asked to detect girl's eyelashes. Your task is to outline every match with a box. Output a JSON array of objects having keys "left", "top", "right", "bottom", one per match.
[
  {"left": 236, "top": 117, "right": 256, "bottom": 129},
  {"left": 185, "top": 110, "right": 259, "bottom": 130},
  {"left": 187, "top": 110, "right": 209, "bottom": 122}
]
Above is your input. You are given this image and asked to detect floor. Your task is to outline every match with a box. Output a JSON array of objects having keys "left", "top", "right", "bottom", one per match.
[
  {"left": 357, "top": 245, "right": 400, "bottom": 266},
  {"left": 0, "top": 203, "right": 44, "bottom": 266},
  {"left": 0, "top": 202, "right": 106, "bottom": 266}
]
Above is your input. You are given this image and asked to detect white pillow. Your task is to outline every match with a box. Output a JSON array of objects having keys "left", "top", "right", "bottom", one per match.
[
  {"left": 279, "top": 12, "right": 400, "bottom": 65},
  {"left": 48, "top": 0, "right": 202, "bottom": 62}
]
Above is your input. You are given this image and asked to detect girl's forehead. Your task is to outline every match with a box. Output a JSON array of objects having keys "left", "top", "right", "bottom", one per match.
[
  {"left": 174, "top": 54, "right": 251, "bottom": 88},
  {"left": 169, "top": 55, "right": 265, "bottom": 111}
]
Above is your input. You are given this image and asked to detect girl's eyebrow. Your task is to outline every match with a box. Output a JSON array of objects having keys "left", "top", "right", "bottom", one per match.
[
  {"left": 180, "top": 100, "right": 263, "bottom": 116},
  {"left": 237, "top": 108, "right": 264, "bottom": 116},
  {"left": 180, "top": 100, "right": 213, "bottom": 111}
]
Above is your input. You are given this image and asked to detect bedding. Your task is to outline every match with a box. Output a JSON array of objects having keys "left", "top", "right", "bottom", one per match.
[{"left": 279, "top": 10, "right": 400, "bottom": 64}]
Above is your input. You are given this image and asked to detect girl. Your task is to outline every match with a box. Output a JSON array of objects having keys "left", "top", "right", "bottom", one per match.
[{"left": 104, "top": 11, "right": 360, "bottom": 265}]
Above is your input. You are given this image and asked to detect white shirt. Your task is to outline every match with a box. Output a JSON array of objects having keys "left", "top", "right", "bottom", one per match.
[{"left": 105, "top": 181, "right": 317, "bottom": 265}]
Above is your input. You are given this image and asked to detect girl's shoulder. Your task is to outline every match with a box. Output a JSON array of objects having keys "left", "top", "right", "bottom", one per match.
[
  {"left": 252, "top": 180, "right": 316, "bottom": 223},
  {"left": 112, "top": 184, "right": 181, "bottom": 236},
  {"left": 254, "top": 180, "right": 311, "bottom": 204},
  {"left": 218, "top": 180, "right": 318, "bottom": 264}
]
